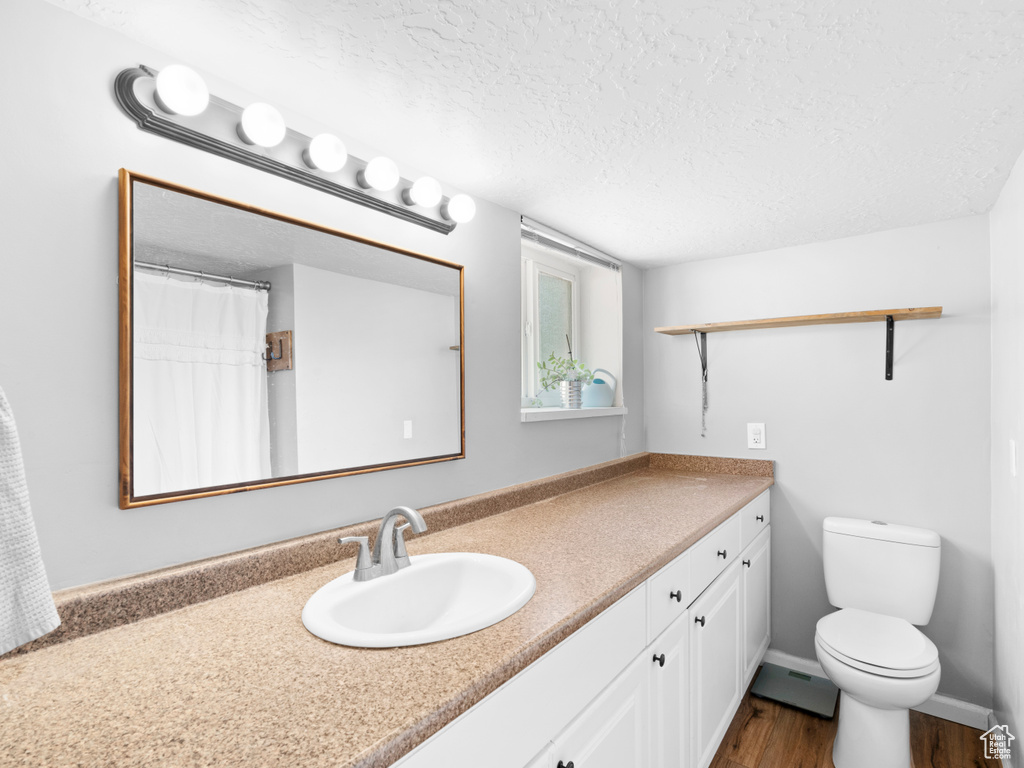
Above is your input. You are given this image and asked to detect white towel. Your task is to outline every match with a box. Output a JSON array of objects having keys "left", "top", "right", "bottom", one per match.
[{"left": 0, "top": 386, "right": 59, "bottom": 655}]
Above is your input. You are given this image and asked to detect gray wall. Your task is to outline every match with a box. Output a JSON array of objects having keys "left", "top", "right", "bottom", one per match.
[
  {"left": 989, "top": 151, "right": 1024, "bottom": 741},
  {"left": 291, "top": 265, "right": 460, "bottom": 471},
  {"left": 0, "top": 0, "right": 644, "bottom": 589},
  {"left": 255, "top": 264, "right": 298, "bottom": 478},
  {"left": 643, "top": 216, "right": 993, "bottom": 706}
]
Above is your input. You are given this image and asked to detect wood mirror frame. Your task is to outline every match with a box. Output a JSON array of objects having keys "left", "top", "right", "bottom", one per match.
[{"left": 118, "top": 169, "right": 465, "bottom": 508}]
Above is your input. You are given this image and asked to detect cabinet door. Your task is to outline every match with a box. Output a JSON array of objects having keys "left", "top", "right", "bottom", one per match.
[
  {"left": 649, "top": 609, "right": 689, "bottom": 768},
  {"left": 394, "top": 588, "right": 646, "bottom": 768},
  {"left": 741, "top": 526, "right": 771, "bottom": 685},
  {"left": 552, "top": 653, "right": 650, "bottom": 768},
  {"left": 689, "top": 559, "right": 742, "bottom": 768},
  {"left": 524, "top": 743, "right": 553, "bottom": 768}
]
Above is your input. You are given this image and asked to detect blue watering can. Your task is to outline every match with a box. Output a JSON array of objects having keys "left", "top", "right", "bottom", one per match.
[{"left": 582, "top": 368, "right": 617, "bottom": 408}]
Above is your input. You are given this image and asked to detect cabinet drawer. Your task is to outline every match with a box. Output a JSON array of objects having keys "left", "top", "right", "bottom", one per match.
[
  {"left": 689, "top": 516, "right": 740, "bottom": 603},
  {"left": 647, "top": 551, "right": 690, "bottom": 642},
  {"left": 739, "top": 491, "right": 770, "bottom": 551}
]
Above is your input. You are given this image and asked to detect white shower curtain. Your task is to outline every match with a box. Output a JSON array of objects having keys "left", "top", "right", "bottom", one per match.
[{"left": 132, "top": 271, "right": 270, "bottom": 497}]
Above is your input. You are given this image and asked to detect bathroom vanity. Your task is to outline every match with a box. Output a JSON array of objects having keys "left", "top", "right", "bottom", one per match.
[
  {"left": 0, "top": 454, "right": 772, "bottom": 768},
  {"left": 394, "top": 489, "right": 770, "bottom": 768}
]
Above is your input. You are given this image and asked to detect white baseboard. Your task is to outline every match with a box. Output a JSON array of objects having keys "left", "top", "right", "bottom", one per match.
[{"left": 761, "top": 648, "right": 992, "bottom": 731}]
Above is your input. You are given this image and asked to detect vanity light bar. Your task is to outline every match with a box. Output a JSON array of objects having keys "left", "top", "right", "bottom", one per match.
[{"left": 114, "top": 65, "right": 476, "bottom": 234}]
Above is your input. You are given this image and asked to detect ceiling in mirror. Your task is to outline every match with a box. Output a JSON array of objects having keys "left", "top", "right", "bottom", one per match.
[{"left": 119, "top": 169, "right": 465, "bottom": 508}]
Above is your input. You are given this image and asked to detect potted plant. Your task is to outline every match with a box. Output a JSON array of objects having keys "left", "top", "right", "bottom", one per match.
[{"left": 536, "top": 336, "right": 594, "bottom": 409}]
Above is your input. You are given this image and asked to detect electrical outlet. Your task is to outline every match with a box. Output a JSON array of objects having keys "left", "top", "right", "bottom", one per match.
[
  {"left": 404, "top": 420, "right": 413, "bottom": 439},
  {"left": 747, "top": 423, "right": 766, "bottom": 450}
]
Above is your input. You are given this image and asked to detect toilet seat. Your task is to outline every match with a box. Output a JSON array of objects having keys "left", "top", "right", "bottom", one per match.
[{"left": 815, "top": 608, "right": 939, "bottom": 679}]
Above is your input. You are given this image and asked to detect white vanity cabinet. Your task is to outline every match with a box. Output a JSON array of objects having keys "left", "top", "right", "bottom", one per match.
[
  {"left": 647, "top": 608, "right": 690, "bottom": 768},
  {"left": 689, "top": 558, "right": 743, "bottom": 768},
  {"left": 394, "top": 490, "right": 771, "bottom": 768},
  {"left": 545, "top": 653, "right": 651, "bottom": 768},
  {"left": 741, "top": 526, "right": 771, "bottom": 685}
]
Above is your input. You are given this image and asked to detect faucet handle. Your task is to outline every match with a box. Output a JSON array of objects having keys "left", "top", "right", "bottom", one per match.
[
  {"left": 339, "top": 536, "right": 372, "bottom": 572},
  {"left": 394, "top": 523, "right": 412, "bottom": 559}
]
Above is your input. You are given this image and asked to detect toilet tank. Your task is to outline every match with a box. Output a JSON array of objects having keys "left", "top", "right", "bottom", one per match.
[{"left": 822, "top": 517, "right": 941, "bottom": 625}]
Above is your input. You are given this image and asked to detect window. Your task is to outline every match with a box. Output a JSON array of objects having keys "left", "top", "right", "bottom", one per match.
[
  {"left": 520, "top": 218, "right": 624, "bottom": 415},
  {"left": 522, "top": 247, "right": 580, "bottom": 403}
]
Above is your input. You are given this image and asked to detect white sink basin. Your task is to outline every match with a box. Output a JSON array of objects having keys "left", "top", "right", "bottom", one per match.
[{"left": 302, "top": 552, "right": 536, "bottom": 648}]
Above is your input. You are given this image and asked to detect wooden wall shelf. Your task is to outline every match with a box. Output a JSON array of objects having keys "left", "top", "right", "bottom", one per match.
[
  {"left": 657, "top": 306, "right": 942, "bottom": 395},
  {"left": 654, "top": 306, "right": 942, "bottom": 336}
]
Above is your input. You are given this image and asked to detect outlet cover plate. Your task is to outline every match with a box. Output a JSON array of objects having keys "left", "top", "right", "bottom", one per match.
[{"left": 748, "top": 423, "right": 766, "bottom": 450}]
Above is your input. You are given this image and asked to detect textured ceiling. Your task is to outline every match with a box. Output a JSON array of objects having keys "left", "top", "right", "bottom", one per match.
[{"left": 49, "top": 0, "right": 1024, "bottom": 267}]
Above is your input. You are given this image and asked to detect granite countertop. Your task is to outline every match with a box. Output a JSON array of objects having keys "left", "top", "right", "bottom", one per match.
[{"left": 0, "top": 458, "right": 772, "bottom": 768}]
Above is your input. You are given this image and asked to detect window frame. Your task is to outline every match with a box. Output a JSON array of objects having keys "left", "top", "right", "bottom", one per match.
[{"left": 522, "top": 245, "right": 581, "bottom": 400}]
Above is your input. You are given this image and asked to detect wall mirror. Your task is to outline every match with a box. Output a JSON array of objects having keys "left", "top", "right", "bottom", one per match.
[{"left": 118, "top": 170, "right": 465, "bottom": 508}]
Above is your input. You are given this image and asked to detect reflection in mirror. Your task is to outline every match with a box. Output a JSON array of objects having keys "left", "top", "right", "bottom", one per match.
[{"left": 119, "top": 170, "right": 464, "bottom": 508}]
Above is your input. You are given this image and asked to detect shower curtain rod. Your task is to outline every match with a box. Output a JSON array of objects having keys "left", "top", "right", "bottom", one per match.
[{"left": 134, "top": 260, "right": 271, "bottom": 292}]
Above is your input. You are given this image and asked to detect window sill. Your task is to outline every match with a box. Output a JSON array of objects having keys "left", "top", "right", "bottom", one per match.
[{"left": 520, "top": 406, "right": 628, "bottom": 423}]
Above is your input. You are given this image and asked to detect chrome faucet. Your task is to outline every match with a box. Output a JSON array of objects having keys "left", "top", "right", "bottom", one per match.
[{"left": 339, "top": 506, "right": 427, "bottom": 582}]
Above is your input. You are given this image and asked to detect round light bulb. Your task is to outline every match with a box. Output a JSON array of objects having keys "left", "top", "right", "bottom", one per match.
[
  {"left": 403, "top": 176, "right": 443, "bottom": 207},
  {"left": 359, "top": 156, "right": 400, "bottom": 191},
  {"left": 154, "top": 64, "right": 209, "bottom": 117},
  {"left": 303, "top": 133, "right": 348, "bottom": 172},
  {"left": 443, "top": 194, "right": 476, "bottom": 224},
  {"left": 237, "top": 103, "right": 286, "bottom": 148}
]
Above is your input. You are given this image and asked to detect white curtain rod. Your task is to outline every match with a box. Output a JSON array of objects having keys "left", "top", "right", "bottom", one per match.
[
  {"left": 520, "top": 216, "right": 622, "bottom": 271},
  {"left": 135, "top": 260, "right": 271, "bottom": 292}
]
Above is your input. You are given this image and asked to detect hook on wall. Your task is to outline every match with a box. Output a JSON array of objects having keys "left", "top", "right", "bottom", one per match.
[
  {"left": 264, "top": 331, "right": 293, "bottom": 372},
  {"left": 263, "top": 338, "right": 283, "bottom": 362}
]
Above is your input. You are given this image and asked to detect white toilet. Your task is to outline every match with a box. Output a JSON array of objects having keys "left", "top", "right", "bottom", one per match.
[{"left": 815, "top": 517, "right": 941, "bottom": 768}]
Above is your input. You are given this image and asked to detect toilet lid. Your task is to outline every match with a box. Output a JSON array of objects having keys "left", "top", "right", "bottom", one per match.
[{"left": 815, "top": 608, "right": 939, "bottom": 674}]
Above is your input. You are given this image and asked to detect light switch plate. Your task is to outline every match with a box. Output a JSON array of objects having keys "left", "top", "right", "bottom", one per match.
[{"left": 748, "top": 423, "right": 766, "bottom": 450}]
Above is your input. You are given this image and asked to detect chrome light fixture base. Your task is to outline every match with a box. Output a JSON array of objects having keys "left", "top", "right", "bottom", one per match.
[{"left": 114, "top": 66, "right": 457, "bottom": 235}]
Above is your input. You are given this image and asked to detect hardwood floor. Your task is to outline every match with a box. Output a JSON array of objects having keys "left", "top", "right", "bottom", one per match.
[{"left": 710, "top": 671, "right": 1002, "bottom": 768}]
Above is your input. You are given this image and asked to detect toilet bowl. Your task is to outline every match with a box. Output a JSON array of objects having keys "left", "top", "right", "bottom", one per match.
[
  {"left": 816, "top": 519, "right": 942, "bottom": 768},
  {"left": 815, "top": 609, "right": 940, "bottom": 768}
]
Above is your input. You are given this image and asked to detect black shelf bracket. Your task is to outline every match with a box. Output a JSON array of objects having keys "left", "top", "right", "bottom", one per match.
[
  {"left": 693, "top": 330, "right": 709, "bottom": 436},
  {"left": 692, "top": 330, "right": 708, "bottom": 382},
  {"left": 885, "top": 315, "right": 894, "bottom": 381}
]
